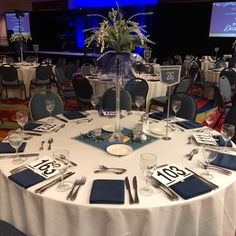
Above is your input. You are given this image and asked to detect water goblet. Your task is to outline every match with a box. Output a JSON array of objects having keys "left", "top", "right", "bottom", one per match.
[
  {"left": 53, "top": 150, "right": 73, "bottom": 191},
  {"left": 8, "top": 129, "right": 25, "bottom": 164},
  {"left": 171, "top": 99, "right": 181, "bottom": 121},
  {"left": 144, "top": 48, "right": 152, "bottom": 63},
  {"left": 221, "top": 124, "right": 235, "bottom": 152},
  {"left": 135, "top": 96, "right": 144, "bottom": 112},
  {"left": 140, "top": 153, "right": 157, "bottom": 196},
  {"left": 16, "top": 111, "right": 28, "bottom": 132},
  {"left": 91, "top": 95, "right": 99, "bottom": 110},
  {"left": 45, "top": 98, "right": 55, "bottom": 123}
]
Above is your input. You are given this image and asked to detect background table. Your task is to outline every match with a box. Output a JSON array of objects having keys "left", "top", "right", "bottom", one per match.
[{"left": 0, "top": 112, "right": 236, "bottom": 236}]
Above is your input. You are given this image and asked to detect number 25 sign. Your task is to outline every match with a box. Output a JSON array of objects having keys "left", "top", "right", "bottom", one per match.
[{"left": 160, "top": 65, "right": 181, "bottom": 86}]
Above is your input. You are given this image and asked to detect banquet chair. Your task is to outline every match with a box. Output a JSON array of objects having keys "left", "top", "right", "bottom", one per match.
[
  {"left": 5, "top": 56, "right": 15, "bottom": 64},
  {"left": 0, "top": 64, "right": 26, "bottom": 99},
  {"left": 72, "top": 75, "right": 94, "bottom": 110},
  {"left": 214, "top": 59, "right": 227, "bottom": 69},
  {"left": 65, "top": 62, "right": 78, "bottom": 81},
  {"left": 173, "top": 54, "right": 182, "bottom": 65},
  {"left": 219, "top": 76, "right": 232, "bottom": 103},
  {"left": 124, "top": 78, "right": 149, "bottom": 110},
  {"left": 29, "top": 91, "right": 64, "bottom": 121},
  {"left": 166, "top": 93, "right": 197, "bottom": 120},
  {"left": 102, "top": 87, "right": 132, "bottom": 111},
  {"left": 0, "top": 220, "right": 26, "bottom": 236},
  {"left": 149, "top": 76, "right": 191, "bottom": 112},
  {"left": 219, "top": 68, "right": 236, "bottom": 93},
  {"left": 29, "top": 64, "right": 53, "bottom": 97},
  {"left": 228, "top": 57, "right": 236, "bottom": 68},
  {"left": 81, "top": 63, "right": 94, "bottom": 77},
  {"left": 224, "top": 105, "right": 236, "bottom": 143},
  {"left": 56, "top": 57, "right": 66, "bottom": 68},
  {"left": 25, "top": 56, "right": 37, "bottom": 63}
]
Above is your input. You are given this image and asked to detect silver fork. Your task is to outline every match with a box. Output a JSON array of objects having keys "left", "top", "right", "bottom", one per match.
[
  {"left": 70, "top": 177, "right": 86, "bottom": 201},
  {"left": 66, "top": 179, "right": 82, "bottom": 200},
  {"left": 99, "top": 165, "right": 127, "bottom": 172}
]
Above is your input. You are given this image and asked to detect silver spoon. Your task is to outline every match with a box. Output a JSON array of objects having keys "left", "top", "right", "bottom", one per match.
[
  {"left": 39, "top": 141, "right": 45, "bottom": 151},
  {"left": 48, "top": 138, "right": 53, "bottom": 150}
]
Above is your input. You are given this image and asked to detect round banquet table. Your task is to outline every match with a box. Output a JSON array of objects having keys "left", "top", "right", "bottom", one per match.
[{"left": 0, "top": 111, "right": 236, "bottom": 236}]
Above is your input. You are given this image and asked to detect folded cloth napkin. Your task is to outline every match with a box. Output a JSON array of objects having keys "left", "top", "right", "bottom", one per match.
[
  {"left": 170, "top": 175, "right": 212, "bottom": 199},
  {"left": 211, "top": 153, "right": 236, "bottom": 170},
  {"left": 149, "top": 112, "right": 166, "bottom": 121},
  {"left": 175, "top": 120, "right": 204, "bottom": 129},
  {"left": 0, "top": 142, "right": 26, "bottom": 154},
  {"left": 63, "top": 111, "right": 87, "bottom": 120},
  {"left": 8, "top": 168, "right": 45, "bottom": 189},
  {"left": 212, "top": 135, "right": 232, "bottom": 147},
  {"left": 89, "top": 179, "right": 124, "bottom": 204},
  {"left": 24, "top": 123, "right": 42, "bottom": 131}
]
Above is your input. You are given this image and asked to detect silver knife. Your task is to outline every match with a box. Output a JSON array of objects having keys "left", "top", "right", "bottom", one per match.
[
  {"left": 133, "top": 176, "right": 139, "bottom": 204},
  {"left": 125, "top": 176, "right": 134, "bottom": 204},
  {"left": 0, "top": 153, "right": 40, "bottom": 159},
  {"left": 35, "top": 172, "right": 75, "bottom": 194}
]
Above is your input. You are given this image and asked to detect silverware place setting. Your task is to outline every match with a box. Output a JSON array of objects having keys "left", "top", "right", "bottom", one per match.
[
  {"left": 94, "top": 165, "right": 127, "bottom": 174},
  {"left": 67, "top": 176, "right": 87, "bottom": 201},
  {"left": 186, "top": 148, "right": 199, "bottom": 161}
]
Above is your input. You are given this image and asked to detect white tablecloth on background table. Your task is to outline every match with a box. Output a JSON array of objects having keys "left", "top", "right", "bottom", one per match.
[{"left": 0, "top": 112, "right": 236, "bottom": 236}]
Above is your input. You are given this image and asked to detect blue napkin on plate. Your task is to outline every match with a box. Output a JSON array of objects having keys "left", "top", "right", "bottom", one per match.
[
  {"left": 24, "top": 123, "right": 42, "bottom": 131},
  {"left": 89, "top": 179, "right": 124, "bottom": 204},
  {"left": 149, "top": 112, "right": 166, "bottom": 120},
  {"left": 175, "top": 120, "right": 204, "bottom": 129},
  {"left": 63, "top": 111, "right": 87, "bottom": 120},
  {"left": 211, "top": 153, "right": 236, "bottom": 170},
  {"left": 8, "top": 168, "right": 45, "bottom": 189},
  {"left": 170, "top": 175, "right": 212, "bottom": 199},
  {"left": 0, "top": 142, "right": 26, "bottom": 154},
  {"left": 212, "top": 135, "right": 232, "bottom": 147}
]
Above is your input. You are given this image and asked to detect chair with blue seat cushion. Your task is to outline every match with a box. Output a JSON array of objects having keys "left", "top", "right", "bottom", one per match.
[
  {"left": 102, "top": 87, "right": 132, "bottom": 111},
  {"left": 124, "top": 78, "right": 149, "bottom": 110},
  {"left": 0, "top": 220, "right": 26, "bottom": 236},
  {"left": 0, "top": 64, "right": 26, "bottom": 99},
  {"left": 29, "top": 91, "right": 64, "bottom": 121},
  {"left": 29, "top": 64, "right": 53, "bottom": 97}
]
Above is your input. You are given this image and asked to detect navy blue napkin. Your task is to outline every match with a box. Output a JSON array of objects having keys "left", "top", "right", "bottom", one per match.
[
  {"left": 63, "top": 111, "right": 87, "bottom": 120},
  {"left": 0, "top": 142, "right": 26, "bottom": 154},
  {"left": 211, "top": 153, "right": 236, "bottom": 170},
  {"left": 24, "top": 123, "right": 42, "bottom": 131},
  {"left": 212, "top": 135, "right": 232, "bottom": 147},
  {"left": 170, "top": 175, "right": 212, "bottom": 199},
  {"left": 149, "top": 112, "right": 166, "bottom": 121},
  {"left": 8, "top": 168, "right": 45, "bottom": 189},
  {"left": 89, "top": 179, "right": 124, "bottom": 204},
  {"left": 175, "top": 120, "right": 204, "bottom": 129}
]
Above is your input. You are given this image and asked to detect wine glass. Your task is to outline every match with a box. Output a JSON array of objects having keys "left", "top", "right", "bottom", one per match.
[
  {"left": 45, "top": 99, "right": 55, "bottom": 123},
  {"left": 91, "top": 95, "right": 99, "bottom": 110},
  {"left": 144, "top": 48, "right": 152, "bottom": 63},
  {"left": 53, "top": 150, "right": 72, "bottom": 191},
  {"left": 8, "top": 129, "right": 25, "bottom": 164},
  {"left": 201, "top": 144, "right": 218, "bottom": 179},
  {"left": 16, "top": 111, "right": 28, "bottom": 132},
  {"left": 205, "top": 110, "right": 216, "bottom": 132},
  {"left": 221, "top": 124, "right": 235, "bottom": 152},
  {"left": 171, "top": 100, "right": 181, "bottom": 121},
  {"left": 140, "top": 153, "right": 157, "bottom": 196},
  {"left": 135, "top": 96, "right": 144, "bottom": 112}
]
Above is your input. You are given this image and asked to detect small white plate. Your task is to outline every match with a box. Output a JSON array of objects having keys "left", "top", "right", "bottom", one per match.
[
  {"left": 150, "top": 127, "right": 166, "bottom": 136},
  {"left": 102, "top": 125, "right": 123, "bottom": 133},
  {"left": 106, "top": 144, "right": 133, "bottom": 156}
]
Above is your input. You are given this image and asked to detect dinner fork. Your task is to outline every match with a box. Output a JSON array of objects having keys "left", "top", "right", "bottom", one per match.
[
  {"left": 99, "top": 165, "right": 127, "bottom": 172},
  {"left": 66, "top": 179, "right": 82, "bottom": 200},
  {"left": 70, "top": 176, "right": 86, "bottom": 201}
]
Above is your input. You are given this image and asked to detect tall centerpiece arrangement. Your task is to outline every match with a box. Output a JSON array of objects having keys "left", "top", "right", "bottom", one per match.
[{"left": 84, "top": 3, "right": 155, "bottom": 142}]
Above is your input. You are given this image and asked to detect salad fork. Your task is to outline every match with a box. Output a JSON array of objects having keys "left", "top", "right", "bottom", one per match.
[
  {"left": 67, "top": 179, "right": 82, "bottom": 200},
  {"left": 70, "top": 176, "right": 86, "bottom": 201}
]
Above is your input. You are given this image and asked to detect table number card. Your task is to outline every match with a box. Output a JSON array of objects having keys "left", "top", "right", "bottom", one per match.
[
  {"left": 33, "top": 124, "right": 59, "bottom": 132},
  {"left": 27, "top": 157, "right": 61, "bottom": 179},
  {"left": 152, "top": 164, "right": 193, "bottom": 187}
]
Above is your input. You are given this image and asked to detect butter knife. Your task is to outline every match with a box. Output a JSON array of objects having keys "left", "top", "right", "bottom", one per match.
[
  {"left": 53, "top": 115, "right": 68, "bottom": 123},
  {"left": 133, "top": 176, "right": 139, "bottom": 204},
  {"left": 35, "top": 172, "right": 75, "bottom": 194},
  {"left": 0, "top": 153, "right": 40, "bottom": 159},
  {"left": 125, "top": 176, "right": 134, "bottom": 204}
]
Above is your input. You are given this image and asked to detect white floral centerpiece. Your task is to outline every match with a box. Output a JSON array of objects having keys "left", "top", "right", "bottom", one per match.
[{"left": 10, "top": 33, "right": 32, "bottom": 43}]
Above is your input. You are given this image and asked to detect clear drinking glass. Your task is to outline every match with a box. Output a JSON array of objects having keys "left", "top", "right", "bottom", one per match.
[
  {"left": 91, "top": 95, "right": 99, "bottom": 110},
  {"left": 135, "top": 96, "right": 144, "bottom": 112},
  {"left": 140, "top": 153, "right": 157, "bottom": 196},
  {"left": 221, "top": 124, "right": 235, "bottom": 151},
  {"left": 8, "top": 129, "right": 25, "bottom": 164},
  {"left": 53, "top": 150, "right": 72, "bottom": 191},
  {"left": 16, "top": 111, "right": 28, "bottom": 132},
  {"left": 171, "top": 100, "right": 181, "bottom": 121},
  {"left": 205, "top": 110, "right": 216, "bottom": 132},
  {"left": 45, "top": 99, "right": 55, "bottom": 123}
]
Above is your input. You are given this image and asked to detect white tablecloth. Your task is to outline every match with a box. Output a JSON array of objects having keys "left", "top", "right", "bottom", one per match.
[{"left": 0, "top": 112, "right": 236, "bottom": 236}]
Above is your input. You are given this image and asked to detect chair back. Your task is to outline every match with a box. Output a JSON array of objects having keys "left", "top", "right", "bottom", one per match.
[
  {"left": 56, "top": 58, "right": 66, "bottom": 68},
  {"left": 81, "top": 63, "right": 94, "bottom": 76},
  {"left": 36, "top": 64, "right": 53, "bottom": 82},
  {"left": 174, "top": 76, "right": 192, "bottom": 94},
  {"left": 219, "top": 68, "right": 236, "bottom": 86},
  {"left": 5, "top": 57, "right": 15, "bottom": 64},
  {"left": 55, "top": 67, "right": 68, "bottom": 85},
  {"left": 25, "top": 56, "right": 37, "bottom": 63},
  {"left": 0, "top": 64, "right": 19, "bottom": 83},
  {"left": 168, "top": 93, "right": 197, "bottom": 120},
  {"left": 189, "top": 63, "right": 201, "bottom": 83},
  {"left": 213, "top": 84, "right": 226, "bottom": 113},
  {"left": 65, "top": 62, "right": 77, "bottom": 81},
  {"left": 102, "top": 87, "right": 132, "bottom": 111},
  {"left": 214, "top": 59, "right": 226, "bottom": 69},
  {"left": 29, "top": 91, "right": 64, "bottom": 121},
  {"left": 173, "top": 54, "right": 182, "bottom": 65},
  {"left": 224, "top": 105, "right": 236, "bottom": 143},
  {"left": 0, "top": 220, "right": 26, "bottom": 236},
  {"left": 219, "top": 76, "right": 232, "bottom": 102}
]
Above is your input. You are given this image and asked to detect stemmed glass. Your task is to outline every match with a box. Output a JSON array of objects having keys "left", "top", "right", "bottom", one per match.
[
  {"left": 221, "top": 124, "right": 235, "bottom": 152},
  {"left": 8, "top": 129, "right": 25, "bottom": 164},
  {"left": 144, "top": 48, "right": 152, "bottom": 63},
  {"left": 201, "top": 144, "right": 218, "bottom": 179},
  {"left": 91, "top": 95, "right": 99, "bottom": 110},
  {"left": 135, "top": 96, "right": 144, "bottom": 112},
  {"left": 16, "top": 111, "right": 28, "bottom": 133},
  {"left": 140, "top": 153, "right": 157, "bottom": 196},
  {"left": 45, "top": 99, "right": 55, "bottom": 123},
  {"left": 171, "top": 100, "right": 181, "bottom": 121},
  {"left": 53, "top": 150, "right": 72, "bottom": 191}
]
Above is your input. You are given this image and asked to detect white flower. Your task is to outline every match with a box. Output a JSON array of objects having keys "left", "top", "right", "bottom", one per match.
[{"left": 10, "top": 33, "right": 32, "bottom": 43}]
